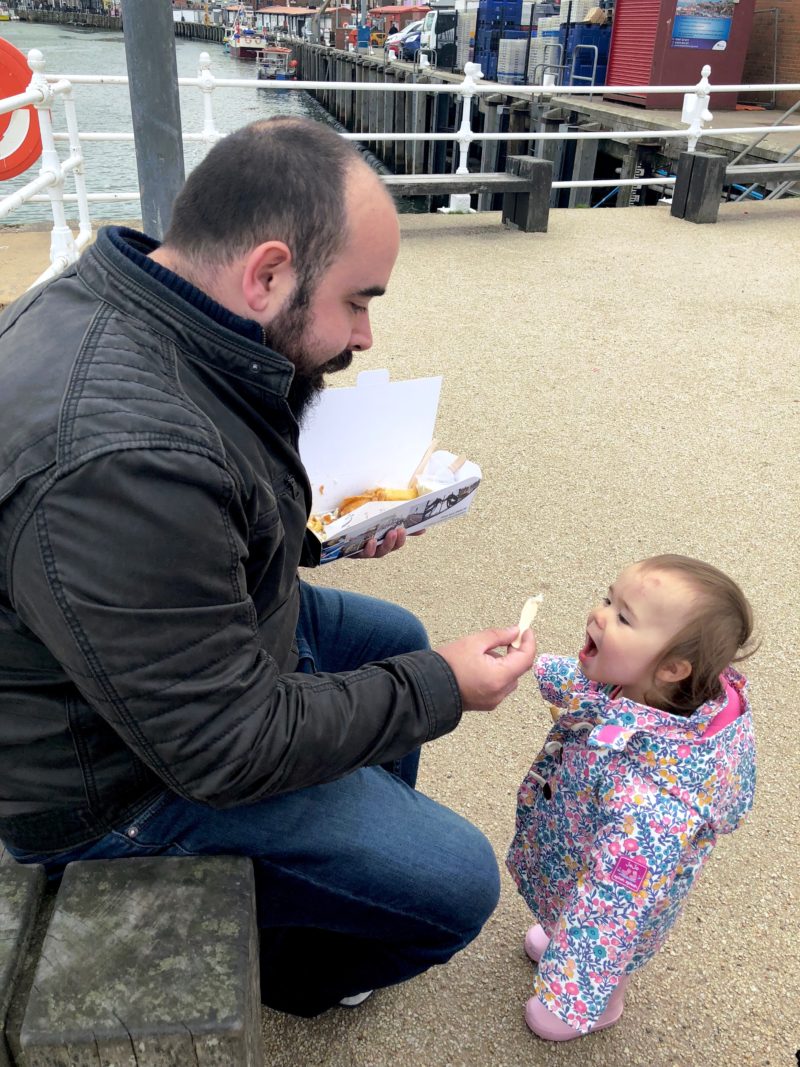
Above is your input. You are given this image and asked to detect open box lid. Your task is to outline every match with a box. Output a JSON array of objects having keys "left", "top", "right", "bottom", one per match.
[{"left": 299, "top": 369, "right": 443, "bottom": 515}]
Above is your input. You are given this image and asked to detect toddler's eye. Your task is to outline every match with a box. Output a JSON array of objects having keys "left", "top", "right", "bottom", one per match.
[
  {"left": 601, "top": 596, "right": 611, "bottom": 606},
  {"left": 618, "top": 613, "right": 630, "bottom": 626}
]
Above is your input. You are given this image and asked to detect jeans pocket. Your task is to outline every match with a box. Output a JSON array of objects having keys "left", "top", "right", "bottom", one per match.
[{"left": 108, "top": 791, "right": 193, "bottom": 855}]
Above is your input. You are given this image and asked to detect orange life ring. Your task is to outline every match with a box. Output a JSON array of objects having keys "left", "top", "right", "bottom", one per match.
[{"left": 0, "top": 37, "right": 43, "bottom": 180}]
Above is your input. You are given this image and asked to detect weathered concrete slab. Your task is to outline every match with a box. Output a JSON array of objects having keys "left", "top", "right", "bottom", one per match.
[
  {"left": 20, "top": 856, "right": 261, "bottom": 1067},
  {"left": 0, "top": 853, "right": 46, "bottom": 1067}
]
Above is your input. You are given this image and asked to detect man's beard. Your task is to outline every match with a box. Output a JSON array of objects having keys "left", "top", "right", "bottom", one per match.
[
  {"left": 262, "top": 293, "right": 353, "bottom": 424},
  {"left": 286, "top": 349, "right": 353, "bottom": 423}
]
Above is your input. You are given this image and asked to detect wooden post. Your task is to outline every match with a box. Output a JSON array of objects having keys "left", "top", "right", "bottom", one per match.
[
  {"left": 502, "top": 156, "right": 552, "bottom": 233},
  {"left": 0, "top": 854, "right": 47, "bottom": 1067},
  {"left": 19, "top": 858, "right": 260, "bottom": 1067},
  {"left": 478, "top": 95, "right": 504, "bottom": 212},
  {"left": 356, "top": 58, "right": 366, "bottom": 135},
  {"left": 368, "top": 64, "right": 380, "bottom": 153},
  {"left": 383, "top": 68, "right": 396, "bottom": 169},
  {"left": 344, "top": 58, "right": 354, "bottom": 129},
  {"left": 671, "top": 150, "right": 726, "bottom": 224},
  {"left": 568, "top": 121, "right": 600, "bottom": 208},
  {"left": 534, "top": 107, "right": 568, "bottom": 207},
  {"left": 403, "top": 75, "right": 415, "bottom": 175},
  {"left": 616, "top": 140, "right": 659, "bottom": 208},
  {"left": 410, "top": 81, "right": 429, "bottom": 175},
  {"left": 395, "top": 70, "right": 409, "bottom": 173}
]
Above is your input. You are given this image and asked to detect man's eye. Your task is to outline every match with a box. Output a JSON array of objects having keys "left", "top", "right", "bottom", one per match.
[{"left": 350, "top": 303, "right": 367, "bottom": 314}]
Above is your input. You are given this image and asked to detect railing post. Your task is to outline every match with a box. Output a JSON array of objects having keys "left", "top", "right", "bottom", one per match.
[
  {"left": 27, "top": 49, "right": 80, "bottom": 277},
  {"left": 682, "top": 64, "right": 713, "bottom": 153},
  {"left": 440, "top": 62, "right": 482, "bottom": 215},
  {"left": 61, "top": 83, "right": 92, "bottom": 250},
  {"left": 197, "top": 51, "right": 221, "bottom": 155}
]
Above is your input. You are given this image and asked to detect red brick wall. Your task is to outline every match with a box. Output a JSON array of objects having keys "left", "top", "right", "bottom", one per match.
[{"left": 743, "top": 0, "right": 800, "bottom": 108}]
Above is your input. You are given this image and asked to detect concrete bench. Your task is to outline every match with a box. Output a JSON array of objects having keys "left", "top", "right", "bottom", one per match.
[
  {"left": 0, "top": 849, "right": 47, "bottom": 1067},
  {"left": 671, "top": 150, "right": 800, "bottom": 223},
  {"left": 382, "top": 155, "right": 553, "bottom": 232},
  {"left": 0, "top": 850, "right": 262, "bottom": 1066}
]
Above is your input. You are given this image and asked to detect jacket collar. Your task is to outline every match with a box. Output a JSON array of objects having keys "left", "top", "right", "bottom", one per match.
[
  {"left": 77, "top": 227, "right": 295, "bottom": 401},
  {"left": 583, "top": 666, "right": 749, "bottom": 750}
]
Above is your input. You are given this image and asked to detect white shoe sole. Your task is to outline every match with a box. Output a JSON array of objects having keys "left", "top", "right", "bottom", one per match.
[{"left": 339, "top": 990, "right": 373, "bottom": 1007}]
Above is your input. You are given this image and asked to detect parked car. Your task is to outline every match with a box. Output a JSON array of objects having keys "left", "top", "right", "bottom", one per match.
[
  {"left": 401, "top": 26, "right": 423, "bottom": 60},
  {"left": 384, "top": 19, "right": 424, "bottom": 59}
]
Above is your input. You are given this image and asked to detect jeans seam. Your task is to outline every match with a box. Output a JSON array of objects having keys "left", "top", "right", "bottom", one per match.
[{"left": 255, "top": 855, "right": 474, "bottom": 940}]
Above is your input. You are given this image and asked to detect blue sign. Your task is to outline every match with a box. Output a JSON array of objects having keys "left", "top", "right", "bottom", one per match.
[{"left": 671, "top": 0, "right": 734, "bottom": 50}]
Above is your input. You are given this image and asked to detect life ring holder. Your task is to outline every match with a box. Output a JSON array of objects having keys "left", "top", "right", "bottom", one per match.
[{"left": 0, "top": 38, "right": 43, "bottom": 180}]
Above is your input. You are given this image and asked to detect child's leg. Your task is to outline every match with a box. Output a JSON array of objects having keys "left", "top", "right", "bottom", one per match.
[
  {"left": 525, "top": 975, "right": 629, "bottom": 1041},
  {"left": 524, "top": 924, "right": 550, "bottom": 963}
]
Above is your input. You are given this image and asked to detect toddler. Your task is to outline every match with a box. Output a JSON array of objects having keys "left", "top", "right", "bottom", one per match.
[{"left": 506, "top": 554, "right": 756, "bottom": 1041}]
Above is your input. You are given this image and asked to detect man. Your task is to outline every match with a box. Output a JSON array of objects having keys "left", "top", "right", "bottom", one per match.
[{"left": 0, "top": 118, "right": 535, "bottom": 1017}]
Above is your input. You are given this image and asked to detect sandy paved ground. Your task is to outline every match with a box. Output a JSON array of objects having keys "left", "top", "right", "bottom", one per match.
[{"left": 1, "top": 200, "right": 798, "bottom": 1067}]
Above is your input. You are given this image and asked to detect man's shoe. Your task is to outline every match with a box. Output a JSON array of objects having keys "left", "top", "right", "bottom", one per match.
[
  {"left": 524, "top": 979, "right": 627, "bottom": 1041},
  {"left": 524, "top": 923, "right": 550, "bottom": 963},
  {"left": 339, "top": 990, "right": 374, "bottom": 1007}
]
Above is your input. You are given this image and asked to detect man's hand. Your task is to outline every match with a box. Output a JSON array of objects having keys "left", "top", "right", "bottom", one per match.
[
  {"left": 435, "top": 626, "right": 536, "bottom": 711},
  {"left": 355, "top": 526, "right": 408, "bottom": 559}
]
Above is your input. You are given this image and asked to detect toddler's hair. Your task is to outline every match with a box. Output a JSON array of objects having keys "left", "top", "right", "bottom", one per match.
[{"left": 638, "top": 554, "right": 756, "bottom": 713}]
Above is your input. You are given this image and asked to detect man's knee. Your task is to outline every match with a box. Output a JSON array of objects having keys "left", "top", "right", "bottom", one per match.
[
  {"left": 412, "top": 812, "right": 500, "bottom": 941},
  {"left": 383, "top": 601, "right": 429, "bottom": 655},
  {"left": 449, "top": 821, "right": 501, "bottom": 936}
]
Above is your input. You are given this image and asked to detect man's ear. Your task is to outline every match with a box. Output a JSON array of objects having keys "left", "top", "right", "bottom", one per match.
[
  {"left": 241, "top": 241, "right": 295, "bottom": 318},
  {"left": 655, "top": 658, "right": 692, "bottom": 685}
]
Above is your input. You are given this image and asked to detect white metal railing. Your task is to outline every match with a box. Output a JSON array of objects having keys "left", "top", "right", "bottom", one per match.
[
  {"left": 2, "top": 45, "right": 799, "bottom": 286},
  {"left": 0, "top": 49, "right": 93, "bottom": 286}
]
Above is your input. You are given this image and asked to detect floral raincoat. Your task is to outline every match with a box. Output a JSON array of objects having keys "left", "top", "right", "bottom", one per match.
[{"left": 506, "top": 655, "right": 756, "bottom": 1034}]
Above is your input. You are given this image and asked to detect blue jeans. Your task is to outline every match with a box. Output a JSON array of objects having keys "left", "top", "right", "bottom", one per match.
[{"left": 6, "top": 582, "right": 500, "bottom": 1017}]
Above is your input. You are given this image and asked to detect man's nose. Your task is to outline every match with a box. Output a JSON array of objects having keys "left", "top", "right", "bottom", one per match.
[{"left": 350, "top": 313, "right": 373, "bottom": 352}]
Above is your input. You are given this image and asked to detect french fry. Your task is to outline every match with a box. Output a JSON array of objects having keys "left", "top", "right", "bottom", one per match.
[
  {"left": 511, "top": 594, "right": 543, "bottom": 649},
  {"left": 338, "top": 486, "right": 419, "bottom": 517}
]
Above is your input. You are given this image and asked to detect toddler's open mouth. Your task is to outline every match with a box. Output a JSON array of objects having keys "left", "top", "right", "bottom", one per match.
[{"left": 579, "top": 633, "right": 598, "bottom": 663}]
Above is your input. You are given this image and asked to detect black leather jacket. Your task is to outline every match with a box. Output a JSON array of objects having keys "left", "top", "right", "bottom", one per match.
[{"left": 0, "top": 228, "right": 462, "bottom": 853}]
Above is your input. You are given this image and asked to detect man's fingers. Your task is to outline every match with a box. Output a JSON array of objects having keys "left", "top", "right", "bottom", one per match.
[
  {"left": 509, "top": 627, "right": 536, "bottom": 654},
  {"left": 479, "top": 625, "right": 525, "bottom": 652},
  {"left": 359, "top": 526, "right": 407, "bottom": 559}
]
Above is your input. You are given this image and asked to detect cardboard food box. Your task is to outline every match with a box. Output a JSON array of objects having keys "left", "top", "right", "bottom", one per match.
[{"left": 300, "top": 369, "right": 482, "bottom": 563}]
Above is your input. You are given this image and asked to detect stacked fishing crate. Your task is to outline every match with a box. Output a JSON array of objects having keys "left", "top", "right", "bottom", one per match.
[
  {"left": 526, "top": 13, "right": 560, "bottom": 83},
  {"left": 562, "top": 21, "right": 612, "bottom": 85},
  {"left": 473, "top": 0, "right": 523, "bottom": 81},
  {"left": 497, "top": 36, "right": 528, "bottom": 83},
  {"left": 559, "top": 0, "right": 596, "bottom": 23},
  {"left": 455, "top": 0, "right": 480, "bottom": 72}
]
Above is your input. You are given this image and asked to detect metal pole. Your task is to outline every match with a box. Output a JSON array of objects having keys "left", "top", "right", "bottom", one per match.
[{"left": 121, "top": 0, "right": 185, "bottom": 239}]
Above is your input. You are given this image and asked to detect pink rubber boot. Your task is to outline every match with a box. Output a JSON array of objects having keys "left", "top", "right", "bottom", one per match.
[
  {"left": 525, "top": 977, "right": 628, "bottom": 1041},
  {"left": 523, "top": 924, "right": 550, "bottom": 963}
]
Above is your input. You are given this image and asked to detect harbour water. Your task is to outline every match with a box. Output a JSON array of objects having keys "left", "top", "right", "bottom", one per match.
[{"left": 0, "top": 19, "right": 326, "bottom": 224}]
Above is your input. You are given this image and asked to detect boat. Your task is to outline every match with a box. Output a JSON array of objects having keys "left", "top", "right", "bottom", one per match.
[
  {"left": 256, "top": 44, "right": 297, "bottom": 81},
  {"left": 225, "top": 25, "right": 271, "bottom": 60},
  {"left": 223, "top": 5, "right": 268, "bottom": 60}
]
